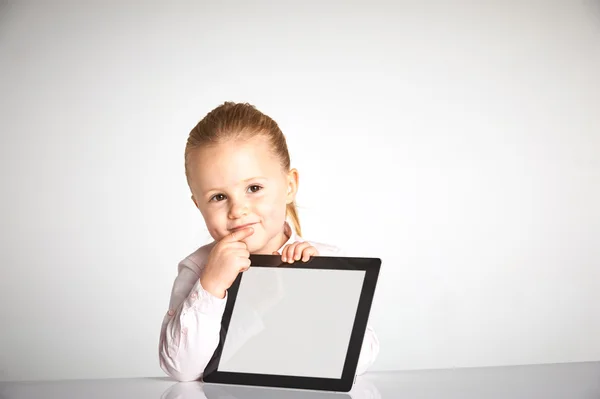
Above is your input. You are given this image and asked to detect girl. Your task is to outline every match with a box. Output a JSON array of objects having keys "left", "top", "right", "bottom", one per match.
[{"left": 158, "top": 102, "right": 380, "bottom": 382}]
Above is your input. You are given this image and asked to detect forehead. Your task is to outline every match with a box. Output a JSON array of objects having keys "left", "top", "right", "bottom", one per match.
[{"left": 189, "top": 135, "right": 284, "bottom": 191}]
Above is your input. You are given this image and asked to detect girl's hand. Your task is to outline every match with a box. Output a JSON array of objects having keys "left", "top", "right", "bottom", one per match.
[
  {"left": 201, "top": 226, "right": 255, "bottom": 299},
  {"left": 273, "top": 241, "right": 319, "bottom": 263}
]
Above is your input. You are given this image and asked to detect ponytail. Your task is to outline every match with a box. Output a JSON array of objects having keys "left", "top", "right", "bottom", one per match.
[{"left": 286, "top": 202, "right": 302, "bottom": 237}]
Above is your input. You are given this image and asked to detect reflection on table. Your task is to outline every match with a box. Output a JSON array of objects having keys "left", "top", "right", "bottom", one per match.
[
  {"left": 162, "top": 376, "right": 380, "bottom": 399},
  {"left": 1, "top": 362, "right": 598, "bottom": 399}
]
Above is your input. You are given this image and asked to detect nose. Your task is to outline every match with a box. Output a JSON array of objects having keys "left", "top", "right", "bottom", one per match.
[{"left": 228, "top": 198, "right": 248, "bottom": 219}]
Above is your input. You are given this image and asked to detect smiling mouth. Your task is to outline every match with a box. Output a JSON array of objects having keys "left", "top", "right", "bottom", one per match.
[{"left": 230, "top": 222, "right": 258, "bottom": 232}]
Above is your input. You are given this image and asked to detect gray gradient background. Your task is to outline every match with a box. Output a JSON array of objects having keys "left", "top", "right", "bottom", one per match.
[{"left": 0, "top": 0, "right": 599, "bottom": 382}]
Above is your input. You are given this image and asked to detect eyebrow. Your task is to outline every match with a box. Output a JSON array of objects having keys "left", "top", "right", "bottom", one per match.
[{"left": 205, "top": 176, "right": 268, "bottom": 194}]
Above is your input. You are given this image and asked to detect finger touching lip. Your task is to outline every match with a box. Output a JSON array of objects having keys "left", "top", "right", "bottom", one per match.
[{"left": 230, "top": 222, "right": 257, "bottom": 232}]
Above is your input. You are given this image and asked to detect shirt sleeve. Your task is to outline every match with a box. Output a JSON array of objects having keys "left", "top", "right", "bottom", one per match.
[
  {"left": 158, "top": 265, "right": 227, "bottom": 382},
  {"left": 355, "top": 324, "right": 380, "bottom": 376}
]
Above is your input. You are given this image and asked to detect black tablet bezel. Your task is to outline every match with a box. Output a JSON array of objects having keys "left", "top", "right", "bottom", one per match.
[{"left": 202, "top": 254, "right": 381, "bottom": 392}]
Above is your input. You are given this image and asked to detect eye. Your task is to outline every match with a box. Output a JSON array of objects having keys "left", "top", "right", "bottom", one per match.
[
  {"left": 248, "top": 185, "right": 262, "bottom": 193},
  {"left": 210, "top": 193, "right": 227, "bottom": 202}
]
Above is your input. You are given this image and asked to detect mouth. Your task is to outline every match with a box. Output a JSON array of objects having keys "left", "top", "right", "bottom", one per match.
[{"left": 230, "top": 222, "right": 258, "bottom": 232}]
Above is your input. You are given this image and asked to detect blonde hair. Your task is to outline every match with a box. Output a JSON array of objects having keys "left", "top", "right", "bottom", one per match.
[{"left": 184, "top": 102, "right": 302, "bottom": 236}]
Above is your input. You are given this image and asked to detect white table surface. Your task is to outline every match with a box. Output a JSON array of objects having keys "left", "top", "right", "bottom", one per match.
[{"left": 1, "top": 361, "right": 598, "bottom": 399}]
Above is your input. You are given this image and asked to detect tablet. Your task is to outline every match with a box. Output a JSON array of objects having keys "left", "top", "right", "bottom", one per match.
[{"left": 202, "top": 254, "right": 381, "bottom": 392}]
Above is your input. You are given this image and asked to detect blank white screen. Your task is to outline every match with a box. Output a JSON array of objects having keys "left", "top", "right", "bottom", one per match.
[{"left": 218, "top": 267, "right": 366, "bottom": 379}]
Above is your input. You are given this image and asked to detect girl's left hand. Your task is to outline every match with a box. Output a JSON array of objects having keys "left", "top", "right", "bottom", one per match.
[{"left": 273, "top": 242, "right": 319, "bottom": 263}]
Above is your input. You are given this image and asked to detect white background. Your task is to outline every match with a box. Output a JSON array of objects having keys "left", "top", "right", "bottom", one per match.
[{"left": 0, "top": 0, "right": 599, "bottom": 382}]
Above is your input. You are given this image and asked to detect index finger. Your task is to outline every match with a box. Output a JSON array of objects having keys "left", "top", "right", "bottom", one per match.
[{"left": 224, "top": 226, "right": 255, "bottom": 242}]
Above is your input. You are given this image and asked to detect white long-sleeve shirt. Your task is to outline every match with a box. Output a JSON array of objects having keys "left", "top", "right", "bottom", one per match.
[{"left": 158, "top": 222, "right": 380, "bottom": 382}]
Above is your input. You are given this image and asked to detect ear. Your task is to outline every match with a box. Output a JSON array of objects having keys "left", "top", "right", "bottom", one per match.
[
  {"left": 286, "top": 168, "right": 299, "bottom": 204},
  {"left": 191, "top": 194, "right": 199, "bottom": 209}
]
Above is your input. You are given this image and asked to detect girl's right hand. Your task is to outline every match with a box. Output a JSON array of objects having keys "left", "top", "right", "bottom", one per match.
[{"left": 200, "top": 227, "right": 255, "bottom": 299}]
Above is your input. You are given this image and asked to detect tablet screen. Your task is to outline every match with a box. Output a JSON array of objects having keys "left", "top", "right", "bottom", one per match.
[{"left": 217, "top": 267, "right": 366, "bottom": 379}]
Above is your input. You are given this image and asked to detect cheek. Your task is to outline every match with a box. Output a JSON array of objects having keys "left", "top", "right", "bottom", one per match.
[
  {"left": 254, "top": 191, "right": 288, "bottom": 221},
  {"left": 200, "top": 208, "right": 227, "bottom": 235}
]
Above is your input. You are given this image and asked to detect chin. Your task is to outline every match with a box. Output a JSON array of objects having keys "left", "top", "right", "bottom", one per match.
[{"left": 245, "top": 238, "right": 267, "bottom": 254}]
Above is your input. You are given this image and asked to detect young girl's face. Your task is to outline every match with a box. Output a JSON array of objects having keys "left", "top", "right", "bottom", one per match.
[{"left": 187, "top": 135, "right": 298, "bottom": 254}]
